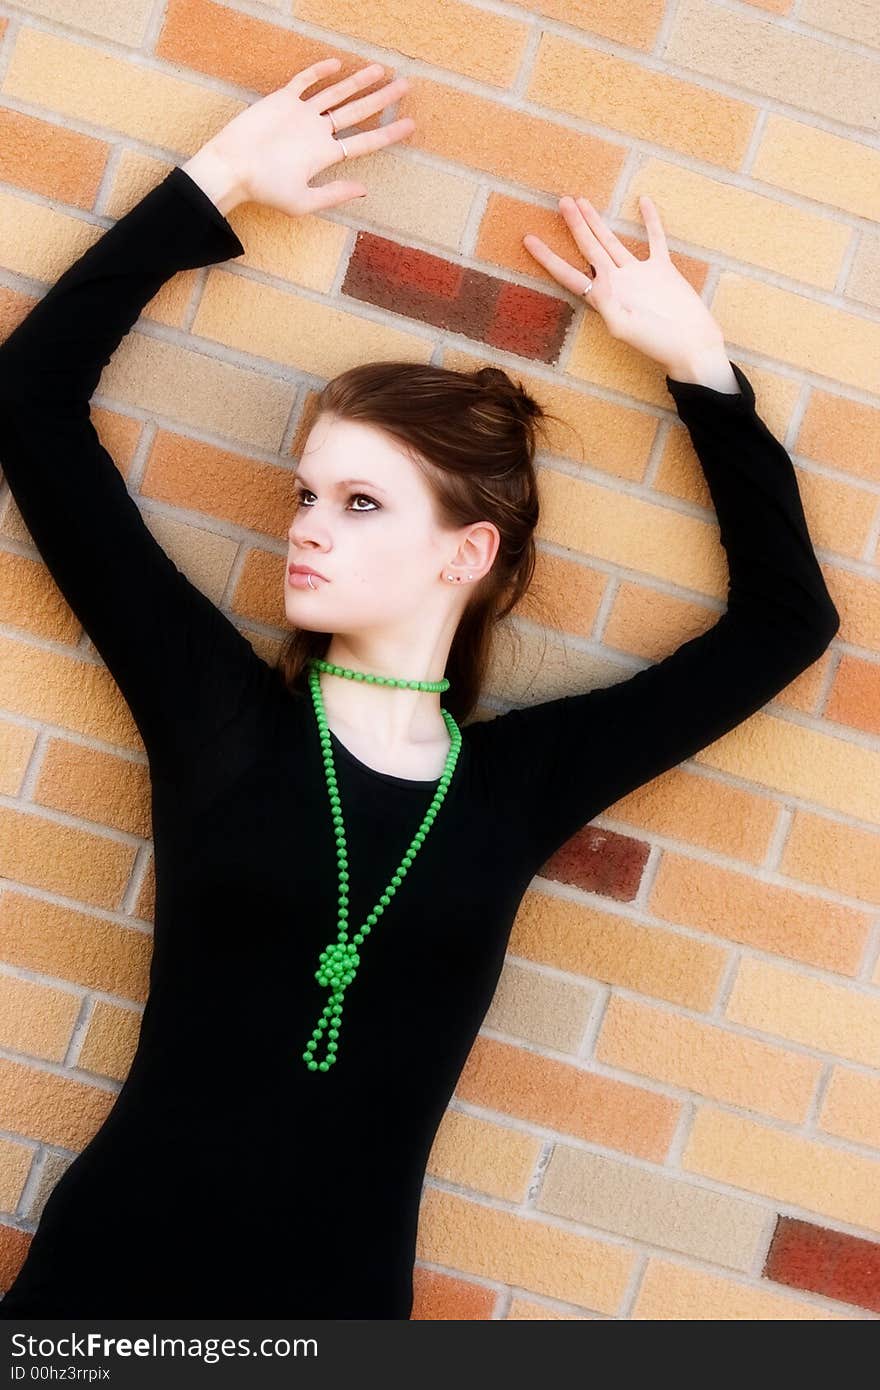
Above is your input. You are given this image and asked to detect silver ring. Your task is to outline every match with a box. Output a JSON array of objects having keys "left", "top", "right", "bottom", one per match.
[
  {"left": 582, "top": 278, "right": 593, "bottom": 296},
  {"left": 307, "top": 573, "right": 316, "bottom": 590},
  {"left": 325, "top": 110, "right": 348, "bottom": 157}
]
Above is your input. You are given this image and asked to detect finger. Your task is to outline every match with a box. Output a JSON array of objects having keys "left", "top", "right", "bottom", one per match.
[
  {"left": 574, "top": 195, "right": 636, "bottom": 267},
  {"left": 558, "top": 197, "right": 614, "bottom": 277},
  {"left": 303, "top": 180, "right": 371, "bottom": 214},
  {"left": 329, "top": 114, "right": 416, "bottom": 159},
  {"left": 319, "top": 76, "right": 410, "bottom": 131},
  {"left": 522, "top": 233, "right": 594, "bottom": 298},
  {"left": 638, "top": 194, "right": 670, "bottom": 261},
  {"left": 307, "top": 61, "right": 388, "bottom": 111},
  {"left": 288, "top": 57, "right": 344, "bottom": 97}
]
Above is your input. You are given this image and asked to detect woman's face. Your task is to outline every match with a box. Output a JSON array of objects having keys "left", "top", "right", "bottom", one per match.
[{"left": 284, "top": 412, "right": 495, "bottom": 635}]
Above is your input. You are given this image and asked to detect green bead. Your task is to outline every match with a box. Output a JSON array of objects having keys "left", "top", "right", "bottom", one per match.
[{"left": 303, "top": 661, "right": 461, "bottom": 1071}]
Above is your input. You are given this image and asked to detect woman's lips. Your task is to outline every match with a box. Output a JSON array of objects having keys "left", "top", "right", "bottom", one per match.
[{"left": 287, "top": 566, "right": 327, "bottom": 587}]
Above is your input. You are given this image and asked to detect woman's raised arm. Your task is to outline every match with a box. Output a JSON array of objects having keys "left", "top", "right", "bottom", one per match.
[
  {"left": 469, "top": 360, "right": 839, "bottom": 871},
  {"left": 0, "top": 166, "right": 270, "bottom": 782},
  {"left": 0, "top": 58, "right": 415, "bottom": 782},
  {"left": 469, "top": 195, "right": 839, "bottom": 871}
]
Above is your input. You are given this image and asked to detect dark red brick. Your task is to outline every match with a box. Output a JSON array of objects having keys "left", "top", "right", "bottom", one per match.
[
  {"left": 343, "top": 233, "right": 573, "bottom": 364},
  {"left": 765, "top": 1214, "right": 880, "bottom": 1314},
  {"left": 537, "top": 825, "right": 649, "bottom": 901}
]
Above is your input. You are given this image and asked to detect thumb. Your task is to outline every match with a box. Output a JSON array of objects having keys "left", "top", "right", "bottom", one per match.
[{"left": 304, "top": 181, "right": 369, "bottom": 213}]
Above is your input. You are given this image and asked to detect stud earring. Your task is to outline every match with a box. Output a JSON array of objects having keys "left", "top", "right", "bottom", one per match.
[{"left": 445, "top": 573, "right": 474, "bottom": 582}]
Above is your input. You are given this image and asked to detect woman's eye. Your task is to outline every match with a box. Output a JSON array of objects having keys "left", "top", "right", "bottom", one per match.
[{"left": 294, "top": 490, "right": 379, "bottom": 512}]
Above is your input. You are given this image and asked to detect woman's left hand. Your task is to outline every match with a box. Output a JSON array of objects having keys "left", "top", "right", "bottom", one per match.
[{"left": 523, "top": 194, "right": 725, "bottom": 375}]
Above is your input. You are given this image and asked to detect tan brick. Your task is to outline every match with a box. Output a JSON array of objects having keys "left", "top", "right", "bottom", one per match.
[
  {"left": 0, "top": 1137, "right": 34, "bottom": 1213},
  {"left": 455, "top": 1034, "right": 680, "bottom": 1163},
  {"left": 0, "top": 720, "right": 37, "bottom": 796},
  {"left": 230, "top": 546, "right": 287, "bottom": 631},
  {"left": 792, "top": 467, "right": 876, "bottom": 561},
  {"left": 667, "top": 0, "right": 878, "bottom": 132},
  {"left": 34, "top": 738, "right": 152, "bottom": 840},
  {"left": 848, "top": 233, "right": 880, "bottom": 312},
  {"left": 695, "top": 708, "right": 880, "bottom": 825},
  {"left": 824, "top": 565, "right": 880, "bottom": 656},
  {"left": 0, "top": 1055, "right": 116, "bottom": 1150},
  {"left": 819, "top": 1067, "right": 880, "bottom": 1151},
  {"left": 0, "top": 547, "right": 81, "bottom": 644},
  {"left": 142, "top": 431, "right": 295, "bottom": 540},
  {"left": 781, "top": 809, "right": 880, "bottom": 905},
  {"left": 726, "top": 956, "right": 880, "bottom": 1070},
  {"left": 516, "top": 0, "right": 664, "bottom": 49},
  {"left": 399, "top": 75, "right": 626, "bottom": 205},
  {"left": 0, "top": 804, "right": 138, "bottom": 911},
  {"left": 711, "top": 271, "right": 880, "bottom": 396},
  {"left": 0, "top": 105, "right": 108, "bottom": 209},
  {"left": 565, "top": 311, "right": 686, "bottom": 407},
  {"left": 330, "top": 147, "right": 476, "bottom": 252},
  {"left": 596, "top": 994, "right": 820, "bottom": 1122},
  {"left": 416, "top": 1185, "right": 633, "bottom": 1315},
  {"left": 76, "top": 1000, "right": 142, "bottom": 1082},
  {"left": 537, "top": 466, "right": 729, "bottom": 597},
  {"left": 27, "top": 1150, "right": 74, "bottom": 1223},
  {"left": 2, "top": 27, "right": 243, "bottom": 154},
  {"left": 0, "top": 186, "right": 103, "bottom": 283},
  {"left": 539, "top": 1143, "right": 768, "bottom": 1269},
  {"left": 528, "top": 30, "right": 755, "bottom": 168},
  {"left": 774, "top": 651, "right": 836, "bottom": 718},
  {"left": 512, "top": 550, "right": 607, "bottom": 643},
  {"left": 800, "top": 0, "right": 880, "bottom": 46},
  {"left": 649, "top": 850, "right": 867, "bottom": 974},
  {"left": 99, "top": 328, "right": 294, "bottom": 454},
  {"left": 193, "top": 267, "right": 430, "bottom": 381},
  {"left": 0, "top": 636, "right": 142, "bottom": 756},
  {"left": 0, "top": 973, "right": 80, "bottom": 1063},
  {"left": 796, "top": 386, "right": 880, "bottom": 486},
  {"left": 604, "top": 763, "right": 777, "bottom": 865},
  {"left": 633, "top": 1255, "right": 857, "bottom": 1319},
  {"left": 482, "top": 958, "right": 598, "bottom": 1055},
  {"left": 603, "top": 578, "right": 717, "bottom": 662},
  {"left": 683, "top": 1105, "right": 880, "bottom": 1234},
  {"left": 510, "top": 886, "right": 726, "bottom": 1011},
  {"left": 157, "top": 0, "right": 404, "bottom": 104},
  {"left": 221, "top": 198, "right": 348, "bottom": 293},
  {"left": 825, "top": 654, "right": 880, "bottom": 737},
  {"left": 425, "top": 1109, "right": 541, "bottom": 1202},
  {"left": 623, "top": 158, "right": 849, "bottom": 289},
  {"left": 297, "top": 0, "right": 528, "bottom": 87},
  {"left": 752, "top": 113, "right": 880, "bottom": 223},
  {"left": 506, "top": 1296, "right": 591, "bottom": 1319},
  {"left": 0, "top": 890, "right": 152, "bottom": 1003},
  {"left": 6, "top": 0, "right": 153, "bottom": 46},
  {"left": 411, "top": 1266, "right": 498, "bottom": 1319}
]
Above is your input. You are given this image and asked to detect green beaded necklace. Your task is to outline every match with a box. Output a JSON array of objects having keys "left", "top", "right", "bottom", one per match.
[{"left": 301, "top": 654, "right": 462, "bottom": 1073}]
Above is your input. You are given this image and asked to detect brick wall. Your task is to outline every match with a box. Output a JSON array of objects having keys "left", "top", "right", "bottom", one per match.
[{"left": 1, "top": 0, "right": 878, "bottom": 1321}]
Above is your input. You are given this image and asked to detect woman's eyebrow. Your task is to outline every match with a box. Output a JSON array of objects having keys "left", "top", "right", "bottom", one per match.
[{"left": 295, "top": 474, "right": 387, "bottom": 496}]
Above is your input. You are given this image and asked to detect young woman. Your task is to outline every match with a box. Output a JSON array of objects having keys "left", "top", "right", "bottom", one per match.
[{"left": 0, "top": 58, "right": 838, "bottom": 1319}]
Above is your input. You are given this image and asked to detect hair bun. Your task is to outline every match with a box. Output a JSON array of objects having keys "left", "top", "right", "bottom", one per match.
[{"left": 473, "top": 366, "right": 542, "bottom": 421}]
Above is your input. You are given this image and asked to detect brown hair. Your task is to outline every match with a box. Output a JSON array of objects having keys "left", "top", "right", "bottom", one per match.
[{"left": 274, "top": 360, "right": 569, "bottom": 725}]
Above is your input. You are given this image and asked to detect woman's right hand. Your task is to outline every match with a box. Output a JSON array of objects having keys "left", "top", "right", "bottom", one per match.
[{"left": 192, "top": 57, "right": 414, "bottom": 217}]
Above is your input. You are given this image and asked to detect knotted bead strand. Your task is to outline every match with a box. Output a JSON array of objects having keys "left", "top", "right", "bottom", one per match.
[{"left": 301, "top": 657, "right": 461, "bottom": 1072}]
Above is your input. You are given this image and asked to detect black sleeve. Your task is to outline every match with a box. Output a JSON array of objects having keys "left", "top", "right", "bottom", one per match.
[
  {"left": 469, "top": 360, "right": 841, "bottom": 871},
  {"left": 0, "top": 166, "right": 271, "bottom": 781}
]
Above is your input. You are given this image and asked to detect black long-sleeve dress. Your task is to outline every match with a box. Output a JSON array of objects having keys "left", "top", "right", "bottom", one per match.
[{"left": 0, "top": 166, "right": 839, "bottom": 1318}]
